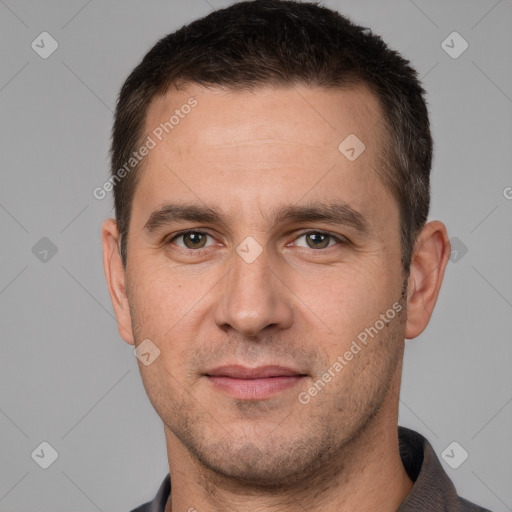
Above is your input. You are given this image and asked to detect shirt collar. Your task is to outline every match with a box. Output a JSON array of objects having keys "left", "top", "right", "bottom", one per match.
[{"left": 397, "top": 426, "right": 460, "bottom": 511}]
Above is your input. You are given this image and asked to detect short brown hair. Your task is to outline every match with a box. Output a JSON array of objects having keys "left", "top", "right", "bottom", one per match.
[{"left": 110, "top": 0, "right": 432, "bottom": 272}]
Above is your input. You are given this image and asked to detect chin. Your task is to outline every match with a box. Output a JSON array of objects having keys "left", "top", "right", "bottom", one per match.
[{"left": 184, "top": 432, "right": 337, "bottom": 490}]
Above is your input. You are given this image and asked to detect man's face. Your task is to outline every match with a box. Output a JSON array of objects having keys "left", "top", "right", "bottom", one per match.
[{"left": 123, "top": 84, "right": 406, "bottom": 485}]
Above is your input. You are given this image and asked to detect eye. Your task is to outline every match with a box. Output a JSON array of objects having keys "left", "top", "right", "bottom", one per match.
[
  {"left": 170, "top": 231, "right": 216, "bottom": 249},
  {"left": 293, "top": 231, "right": 346, "bottom": 249}
]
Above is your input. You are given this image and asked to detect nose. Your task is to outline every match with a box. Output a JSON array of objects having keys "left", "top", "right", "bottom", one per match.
[{"left": 213, "top": 243, "right": 294, "bottom": 337}]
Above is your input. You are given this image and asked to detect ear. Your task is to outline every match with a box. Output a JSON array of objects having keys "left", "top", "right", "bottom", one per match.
[
  {"left": 405, "top": 220, "right": 451, "bottom": 339},
  {"left": 101, "top": 218, "right": 135, "bottom": 345}
]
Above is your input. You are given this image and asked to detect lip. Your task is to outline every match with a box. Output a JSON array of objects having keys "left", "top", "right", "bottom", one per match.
[
  {"left": 205, "top": 365, "right": 307, "bottom": 400},
  {"left": 205, "top": 365, "right": 304, "bottom": 379}
]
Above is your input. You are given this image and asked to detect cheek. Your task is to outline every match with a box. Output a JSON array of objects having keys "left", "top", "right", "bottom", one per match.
[
  {"left": 126, "top": 261, "right": 191, "bottom": 339},
  {"left": 292, "top": 259, "right": 399, "bottom": 341},
  {"left": 127, "top": 268, "right": 202, "bottom": 396}
]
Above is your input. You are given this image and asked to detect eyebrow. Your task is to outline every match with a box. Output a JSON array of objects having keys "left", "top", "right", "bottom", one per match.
[
  {"left": 143, "top": 201, "right": 371, "bottom": 234},
  {"left": 269, "top": 202, "right": 371, "bottom": 233},
  {"left": 144, "top": 203, "right": 227, "bottom": 232}
]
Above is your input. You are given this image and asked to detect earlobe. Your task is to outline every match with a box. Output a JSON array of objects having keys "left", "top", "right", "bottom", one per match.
[
  {"left": 101, "top": 218, "right": 135, "bottom": 345},
  {"left": 405, "top": 221, "right": 451, "bottom": 340}
]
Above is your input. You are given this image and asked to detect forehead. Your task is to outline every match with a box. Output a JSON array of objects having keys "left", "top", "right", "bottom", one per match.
[
  {"left": 144, "top": 83, "right": 383, "bottom": 154},
  {"left": 134, "top": 83, "right": 394, "bottom": 225}
]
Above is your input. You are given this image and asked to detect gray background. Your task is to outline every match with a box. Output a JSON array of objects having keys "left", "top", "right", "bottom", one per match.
[{"left": 1, "top": 0, "right": 511, "bottom": 511}]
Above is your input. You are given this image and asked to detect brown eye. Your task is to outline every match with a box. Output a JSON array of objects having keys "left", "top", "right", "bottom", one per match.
[
  {"left": 172, "top": 231, "right": 213, "bottom": 249},
  {"left": 306, "top": 233, "right": 330, "bottom": 249},
  {"left": 294, "top": 231, "right": 343, "bottom": 249}
]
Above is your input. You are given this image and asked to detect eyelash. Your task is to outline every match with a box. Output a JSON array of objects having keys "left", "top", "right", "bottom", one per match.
[{"left": 167, "top": 229, "right": 348, "bottom": 251}]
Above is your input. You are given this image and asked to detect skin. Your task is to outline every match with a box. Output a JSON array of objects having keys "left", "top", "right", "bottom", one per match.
[{"left": 102, "top": 83, "right": 451, "bottom": 512}]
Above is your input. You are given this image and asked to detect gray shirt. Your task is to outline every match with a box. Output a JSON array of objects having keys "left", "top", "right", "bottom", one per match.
[{"left": 130, "top": 427, "right": 492, "bottom": 512}]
